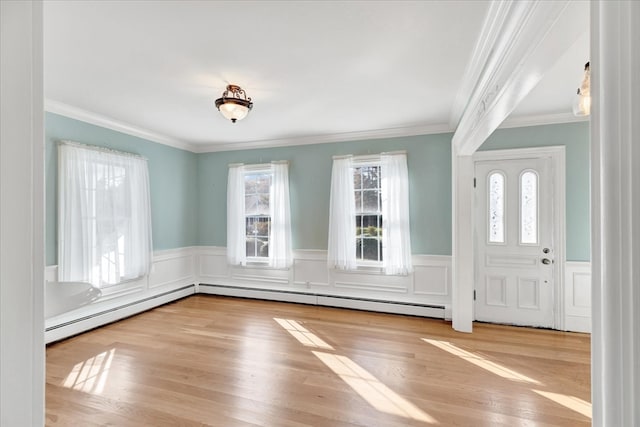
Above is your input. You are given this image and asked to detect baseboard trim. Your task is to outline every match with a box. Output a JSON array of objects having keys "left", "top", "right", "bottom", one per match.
[
  {"left": 198, "top": 283, "right": 446, "bottom": 319},
  {"left": 45, "top": 285, "right": 195, "bottom": 344}
]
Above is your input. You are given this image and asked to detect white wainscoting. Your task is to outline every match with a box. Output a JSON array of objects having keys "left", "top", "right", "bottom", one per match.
[
  {"left": 45, "top": 247, "right": 589, "bottom": 341},
  {"left": 197, "top": 247, "right": 452, "bottom": 319},
  {"left": 45, "top": 247, "right": 199, "bottom": 343},
  {"left": 564, "top": 261, "right": 591, "bottom": 333}
]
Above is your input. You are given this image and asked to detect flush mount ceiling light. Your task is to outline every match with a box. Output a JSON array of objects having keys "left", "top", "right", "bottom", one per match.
[
  {"left": 572, "top": 62, "right": 591, "bottom": 117},
  {"left": 215, "top": 84, "right": 253, "bottom": 123}
]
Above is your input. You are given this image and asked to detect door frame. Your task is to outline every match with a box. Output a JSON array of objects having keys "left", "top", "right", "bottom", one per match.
[{"left": 472, "top": 146, "right": 566, "bottom": 329}]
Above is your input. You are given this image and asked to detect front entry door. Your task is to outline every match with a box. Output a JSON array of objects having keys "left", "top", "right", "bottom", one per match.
[{"left": 475, "top": 156, "right": 555, "bottom": 328}]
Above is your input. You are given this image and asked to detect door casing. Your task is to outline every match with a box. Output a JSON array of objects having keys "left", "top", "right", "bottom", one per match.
[{"left": 472, "top": 146, "right": 566, "bottom": 329}]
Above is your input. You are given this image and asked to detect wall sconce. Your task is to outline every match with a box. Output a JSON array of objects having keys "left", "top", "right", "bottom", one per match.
[{"left": 572, "top": 62, "right": 591, "bottom": 117}]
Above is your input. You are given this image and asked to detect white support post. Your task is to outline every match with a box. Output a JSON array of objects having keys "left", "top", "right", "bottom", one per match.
[
  {"left": 0, "top": 1, "right": 45, "bottom": 425},
  {"left": 590, "top": 1, "right": 640, "bottom": 425},
  {"left": 451, "top": 152, "right": 474, "bottom": 332}
]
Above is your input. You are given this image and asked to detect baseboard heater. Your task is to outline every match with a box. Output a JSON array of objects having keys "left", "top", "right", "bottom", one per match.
[
  {"left": 46, "top": 284, "right": 195, "bottom": 333},
  {"left": 198, "top": 283, "right": 446, "bottom": 319}
]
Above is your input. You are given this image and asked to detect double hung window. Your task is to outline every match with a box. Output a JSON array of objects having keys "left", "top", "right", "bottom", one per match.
[
  {"left": 354, "top": 164, "right": 383, "bottom": 264},
  {"left": 227, "top": 162, "right": 291, "bottom": 268},
  {"left": 328, "top": 152, "right": 412, "bottom": 275},
  {"left": 58, "top": 142, "right": 153, "bottom": 288}
]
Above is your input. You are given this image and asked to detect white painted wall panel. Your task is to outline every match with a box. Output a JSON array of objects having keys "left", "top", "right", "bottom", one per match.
[{"left": 564, "top": 261, "right": 591, "bottom": 333}]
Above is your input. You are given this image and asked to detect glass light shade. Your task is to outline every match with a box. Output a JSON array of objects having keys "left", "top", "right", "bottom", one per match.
[
  {"left": 572, "top": 90, "right": 591, "bottom": 116},
  {"left": 215, "top": 84, "right": 253, "bottom": 123},
  {"left": 218, "top": 101, "right": 250, "bottom": 122},
  {"left": 572, "top": 62, "right": 591, "bottom": 117}
]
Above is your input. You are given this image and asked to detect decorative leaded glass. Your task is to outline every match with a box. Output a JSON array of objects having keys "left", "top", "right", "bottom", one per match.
[
  {"left": 488, "top": 172, "right": 505, "bottom": 243},
  {"left": 520, "top": 171, "right": 538, "bottom": 244}
]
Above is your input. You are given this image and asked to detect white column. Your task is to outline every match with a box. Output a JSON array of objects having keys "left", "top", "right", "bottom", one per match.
[
  {"left": 590, "top": 1, "right": 640, "bottom": 425},
  {"left": 451, "top": 152, "right": 474, "bottom": 332},
  {"left": 0, "top": 1, "right": 45, "bottom": 425}
]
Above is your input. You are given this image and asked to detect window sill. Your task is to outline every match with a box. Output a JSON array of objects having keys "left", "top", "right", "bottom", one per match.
[
  {"left": 240, "top": 262, "right": 290, "bottom": 272},
  {"left": 336, "top": 265, "right": 385, "bottom": 275}
]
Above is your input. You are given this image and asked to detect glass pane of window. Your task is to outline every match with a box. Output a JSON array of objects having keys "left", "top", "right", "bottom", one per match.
[
  {"left": 353, "top": 168, "right": 362, "bottom": 190},
  {"left": 245, "top": 195, "right": 258, "bottom": 215},
  {"left": 360, "top": 237, "right": 381, "bottom": 261},
  {"left": 257, "top": 193, "right": 270, "bottom": 215},
  {"left": 488, "top": 172, "right": 505, "bottom": 243},
  {"left": 245, "top": 216, "right": 270, "bottom": 258},
  {"left": 362, "top": 166, "right": 380, "bottom": 189},
  {"left": 353, "top": 165, "right": 383, "bottom": 263},
  {"left": 363, "top": 189, "right": 379, "bottom": 212},
  {"left": 521, "top": 171, "right": 538, "bottom": 244},
  {"left": 244, "top": 171, "right": 272, "bottom": 259},
  {"left": 355, "top": 190, "right": 362, "bottom": 213}
]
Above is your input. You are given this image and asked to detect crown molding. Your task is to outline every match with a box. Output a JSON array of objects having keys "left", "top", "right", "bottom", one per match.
[
  {"left": 193, "top": 123, "right": 454, "bottom": 153},
  {"left": 45, "top": 100, "right": 586, "bottom": 155},
  {"left": 44, "top": 99, "right": 198, "bottom": 153},
  {"left": 499, "top": 112, "right": 589, "bottom": 129}
]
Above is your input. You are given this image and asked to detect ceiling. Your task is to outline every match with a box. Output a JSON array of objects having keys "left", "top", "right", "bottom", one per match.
[{"left": 44, "top": 1, "right": 589, "bottom": 152}]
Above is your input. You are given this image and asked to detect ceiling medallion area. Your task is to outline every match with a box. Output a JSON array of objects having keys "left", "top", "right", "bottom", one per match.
[{"left": 215, "top": 84, "right": 253, "bottom": 123}]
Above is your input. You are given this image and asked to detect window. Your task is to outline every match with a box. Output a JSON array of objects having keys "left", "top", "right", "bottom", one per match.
[
  {"left": 227, "top": 162, "right": 291, "bottom": 268},
  {"left": 58, "top": 142, "right": 153, "bottom": 288},
  {"left": 354, "top": 165, "right": 383, "bottom": 263},
  {"left": 328, "top": 153, "right": 412, "bottom": 275},
  {"left": 244, "top": 171, "right": 272, "bottom": 260}
]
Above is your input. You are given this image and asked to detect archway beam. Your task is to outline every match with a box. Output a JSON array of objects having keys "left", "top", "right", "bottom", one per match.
[{"left": 451, "top": 0, "right": 588, "bottom": 332}]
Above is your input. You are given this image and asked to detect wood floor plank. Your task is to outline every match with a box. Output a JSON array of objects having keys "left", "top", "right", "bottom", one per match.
[{"left": 46, "top": 295, "right": 591, "bottom": 426}]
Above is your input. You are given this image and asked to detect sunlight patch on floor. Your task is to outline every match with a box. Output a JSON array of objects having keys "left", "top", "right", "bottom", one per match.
[
  {"left": 274, "top": 318, "right": 334, "bottom": 350},
  {"left": 62, "top": 348, "right": 115, "bottom": 394},
  {"left": 422, "top": 339, "right": 541, "bottom": 385},
  {"left": 532, "top": 389, "right": 592, "bottom": 418},
  {"left": 313, "top": 351, "right": 438, "bottom": 424}
]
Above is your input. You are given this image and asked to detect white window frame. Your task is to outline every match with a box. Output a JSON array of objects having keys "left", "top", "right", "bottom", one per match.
[
  {"left": 227, "top": 161, "right": 292, "bottom": 269},
  {"left": 243, "top": 165, "right": 273, "bottom": 264},
  {"left": 328, "top": 151, "right": 412, "bottom": 275},
  {"left": 353, "top": 159, "right": 384, "bottom": 268}
]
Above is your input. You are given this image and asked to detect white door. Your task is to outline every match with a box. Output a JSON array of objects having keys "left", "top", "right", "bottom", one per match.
[{"left": 474, "top": 156, "right": 555, "bottom": 328}]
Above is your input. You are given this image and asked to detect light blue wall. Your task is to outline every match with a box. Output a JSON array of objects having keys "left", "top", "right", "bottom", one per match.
[
  {"left": 479, "top": 121, "right": 590, "bottom": 261},
  {"left": 45, "top": 115, "right": 589, "bottom": 265},
  {"left": 45, "top": 113, "right": 199, "bottom": 265},
  {"left": 197, "top": 134, "right": 453, "bottom": 255}
]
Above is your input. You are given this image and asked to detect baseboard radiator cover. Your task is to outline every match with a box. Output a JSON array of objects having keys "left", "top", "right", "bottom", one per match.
[
  {"left": 45, "top": 284, "right": 196, "bottom": 344},
  {"left": 198, "top": 283, "right": 447, "bottom": 319}
]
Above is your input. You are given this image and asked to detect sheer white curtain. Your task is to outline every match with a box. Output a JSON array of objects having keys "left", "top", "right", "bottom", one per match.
[
  {"left": 381, "top": 153, "right": 413, "bottom": 275},
  {"left": 227, "top": 164, "right": 246, "bottom": 266},
  {"left": 269, "top": 162, "right": 292, "bottom": 268},
  {"left": 58, "top": 142, "right": 153, "bottom": 288},
  {"left": 327, "top": 156, "right": 357, "bottom": 270}
]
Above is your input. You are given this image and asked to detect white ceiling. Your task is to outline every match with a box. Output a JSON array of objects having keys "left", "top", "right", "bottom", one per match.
[{"left": 43, "top": 1, "right": 589, "bottom": 152}]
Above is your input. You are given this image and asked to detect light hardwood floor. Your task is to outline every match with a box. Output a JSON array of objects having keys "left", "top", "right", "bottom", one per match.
[{"left": 46, "top": 295, "right": 591, "bottom": 426}]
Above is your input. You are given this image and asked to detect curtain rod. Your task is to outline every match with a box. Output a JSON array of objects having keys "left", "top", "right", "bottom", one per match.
[
  {"left": 58, "top": 140, "right": 147, "bottom": 160},
  {"left": 228, "top": 160, "right": 289, "bottom": 168},
  {"left": 332, "top": 150, "right": 406, "bottom": 160}
]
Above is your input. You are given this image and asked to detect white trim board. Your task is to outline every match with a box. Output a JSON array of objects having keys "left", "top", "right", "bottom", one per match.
[
  {"left": 198, "top": 284, "right": 446, "bottom": 319},
  {"left": 45, "top": 246, "right": 590, "bottom": 344}
]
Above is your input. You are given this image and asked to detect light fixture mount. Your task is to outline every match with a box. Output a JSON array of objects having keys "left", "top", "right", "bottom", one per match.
[{"left": 215, "top": 84, "right": 253, "bottom": 123}]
